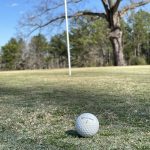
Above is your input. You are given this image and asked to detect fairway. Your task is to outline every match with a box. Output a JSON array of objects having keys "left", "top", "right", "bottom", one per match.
[{"left": 0, "top": 66, "right": 150, "bottom": 149}]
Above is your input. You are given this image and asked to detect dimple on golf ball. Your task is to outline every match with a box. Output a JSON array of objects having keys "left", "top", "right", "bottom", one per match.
[{"left": 75, "top": 113, "right": 99, "bottom": 137}]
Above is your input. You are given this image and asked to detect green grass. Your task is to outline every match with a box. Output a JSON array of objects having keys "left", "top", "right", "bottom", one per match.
[{"left": 0, "top": 66, "right": 150, "bottom": 150}]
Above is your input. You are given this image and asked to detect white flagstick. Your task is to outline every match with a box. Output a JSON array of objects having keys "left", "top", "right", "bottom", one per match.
[{"left": 64, "top": 0, "right": 71, "bottom": 76}]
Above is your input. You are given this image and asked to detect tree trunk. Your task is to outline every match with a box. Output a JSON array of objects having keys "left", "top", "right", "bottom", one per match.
[
  {"left": 110, "top": 30, "right": 125, "bottom": 66},
  {"left": 108, "top": 13, "right": 125, "bottom": 66}
]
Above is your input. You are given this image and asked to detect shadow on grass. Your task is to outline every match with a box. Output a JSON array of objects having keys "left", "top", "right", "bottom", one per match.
[
  {"left": 0, "top": 85, "right": 149, "bottom": 128},
  {"left": 65, "top": 130, "right": 82, "bottom": 138},
  {"left": 0, "top": 82, "right": 149, "bottom": 149}
]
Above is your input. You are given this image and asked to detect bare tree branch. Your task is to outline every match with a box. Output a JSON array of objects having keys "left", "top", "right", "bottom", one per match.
[
  {"left": 35, "top": 0, "right": 83, "bottom": 18},
  {"left": 112, "top": 0, "right": 121, "bottom": 13},
  {"left": 26, "top": 11, "right": 106, "bottom": 36},
  {"left": 120, "top": 0, "right": 150, "bottom": 16},
  {"left": 101, "top": 0, "right": 110, "bottom": 15},
  {"left": 20, "top": 0, "right": 150, "bottom": 37}
]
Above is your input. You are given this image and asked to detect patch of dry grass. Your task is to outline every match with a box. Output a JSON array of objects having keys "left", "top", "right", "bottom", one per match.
[{"left": 0, "top": 66, "right": 150, "bottom": 149}]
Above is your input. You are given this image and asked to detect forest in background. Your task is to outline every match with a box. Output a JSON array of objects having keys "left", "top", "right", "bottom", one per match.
[{"left": 0, "top": 10, "right": 150, "bottom": 70}]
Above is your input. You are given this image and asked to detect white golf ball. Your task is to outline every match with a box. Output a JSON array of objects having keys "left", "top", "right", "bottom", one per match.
[{"left": 75, "top": 113, "right": 99, "bottom": 137}]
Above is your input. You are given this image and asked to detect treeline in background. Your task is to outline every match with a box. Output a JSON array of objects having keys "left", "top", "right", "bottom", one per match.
[{"left": 0, "top": 10, "right": 150, "bottom": 70}]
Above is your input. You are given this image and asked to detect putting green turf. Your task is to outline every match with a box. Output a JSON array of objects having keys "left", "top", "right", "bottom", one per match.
[{"left": 0, "top": 66, "right": 150, "bottom": 149}]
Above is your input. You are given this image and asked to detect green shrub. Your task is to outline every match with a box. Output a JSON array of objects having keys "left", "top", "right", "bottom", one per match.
[{"left": 130, "top": 56, "right": 147, "bottom": 65}]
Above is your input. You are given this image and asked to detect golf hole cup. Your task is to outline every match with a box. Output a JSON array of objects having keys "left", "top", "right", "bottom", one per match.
[{"left": 75, "top": 113, "right": 99, "bottom": 137}]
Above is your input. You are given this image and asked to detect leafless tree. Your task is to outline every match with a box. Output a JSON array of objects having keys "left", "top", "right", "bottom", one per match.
[{"left": 19, "top": 0, "right": 150, "bottom": 66}]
